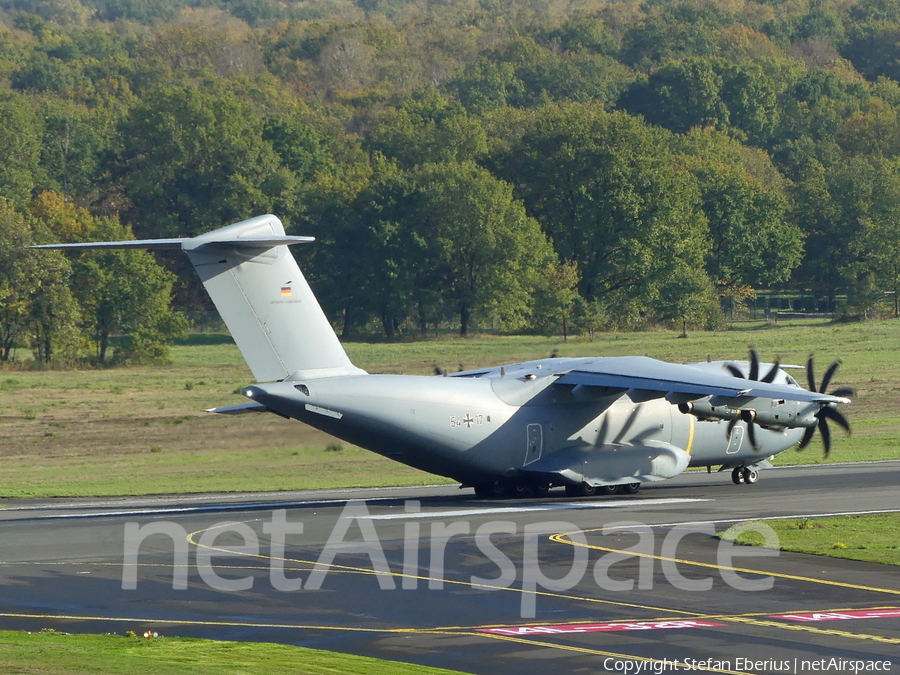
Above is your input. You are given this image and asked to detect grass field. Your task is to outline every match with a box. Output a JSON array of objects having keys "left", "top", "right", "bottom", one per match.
[
  {"left": 0, "top": 318, "right": 898, "bottom": 499},
  {"left": 719, "top": 513, "right": 900, "bottom": 566},
  {"left": 0, "top": 630, "right": 467, "bottom": 675}
]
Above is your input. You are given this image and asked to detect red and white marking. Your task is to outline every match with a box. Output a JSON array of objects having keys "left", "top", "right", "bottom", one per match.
[
  {"left": 478, "top": 619, "right": 726, "bottom": 636},
  {"left": 771, "top": 608, "right": 900, "bottom": 623}
]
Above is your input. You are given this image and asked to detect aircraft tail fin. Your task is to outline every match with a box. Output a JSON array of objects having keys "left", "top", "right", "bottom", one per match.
[{"left": 32, "top": 215, "right": 364, "bottom": 382}]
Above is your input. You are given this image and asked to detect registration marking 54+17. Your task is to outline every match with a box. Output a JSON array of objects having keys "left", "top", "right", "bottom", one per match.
[{"left": 451, "top": 414, "right": 485, "bottom": 428}]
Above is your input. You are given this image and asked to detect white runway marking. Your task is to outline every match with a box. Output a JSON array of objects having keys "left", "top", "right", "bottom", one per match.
[
  {"left": 360, "top": 498, "right": 711, "bottom": 520},
  {"left": 19, "top": 497, "right": 405, "bottom": 520}
]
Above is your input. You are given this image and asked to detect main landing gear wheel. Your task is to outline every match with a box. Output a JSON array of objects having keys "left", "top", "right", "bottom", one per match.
[
  {"left": 742, "top": 467, "right": 759, "bottom": 484},
  {"left": 474, "top": 481, "right": 508, "bottom": 499},
  {"left": 731, "top": 467, "right": 744, "bottom": 485},
  {"left": 533, "top": 481, "right": 551, "bottom": 498},
  {"left": 618, "top": 483, "right": 641, "bottom": 495},
  {"left": 565, "top": 482, "right": 597, "bottom": 497},
  {"left": 597, "top": 485, "right": 618, "bottom": 496},
  {"left": 512, "top": 482, "right": 532, "bottom": 499}
]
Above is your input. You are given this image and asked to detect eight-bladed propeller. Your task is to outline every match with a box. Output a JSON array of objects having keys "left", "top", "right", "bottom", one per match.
[
  {"left": 798, "top": 355, "right": 854, "bottom": 456},
  {"left": 723, "top": 348, "right": 776, "bottom": 450},
  {"left": 723, "top": 347, "right": 780, "bottom": 384},
  {"left": 722, "top": 348, "right": 853, "bottom": 455}
]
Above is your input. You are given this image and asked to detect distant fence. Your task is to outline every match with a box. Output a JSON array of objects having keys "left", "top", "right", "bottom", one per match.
[{"left": 772, "top": 312, "right": 835, "bottom": 320}]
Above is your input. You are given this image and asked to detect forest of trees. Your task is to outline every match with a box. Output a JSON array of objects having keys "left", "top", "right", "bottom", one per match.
[{"left": 2, "top": 0, "right": 900, "bottom": 364}]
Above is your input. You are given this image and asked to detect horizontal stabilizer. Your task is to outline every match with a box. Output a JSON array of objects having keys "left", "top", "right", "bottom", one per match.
[
  {"left": 28, "top": 235, "right": 314, "bottom": 251},
  {"left": 29, "top": 239, "right": 189, "bottom": 250},
  {"left": 205, "top": 402, "right": 269, "bottom": 415}
]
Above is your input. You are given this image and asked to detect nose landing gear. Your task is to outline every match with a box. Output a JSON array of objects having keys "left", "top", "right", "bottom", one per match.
[{"left": 731, "top": 466, "right": 760, "bottom": 485}]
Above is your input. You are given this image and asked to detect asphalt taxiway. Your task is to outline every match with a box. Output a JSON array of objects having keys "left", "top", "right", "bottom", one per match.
[{"left": 0, "top": 461, "right": 898, "bottom": 674}]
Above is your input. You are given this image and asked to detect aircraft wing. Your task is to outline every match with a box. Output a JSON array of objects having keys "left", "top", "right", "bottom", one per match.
[{"left": 555, "top": 356, "right": 849, "bottom": 404}]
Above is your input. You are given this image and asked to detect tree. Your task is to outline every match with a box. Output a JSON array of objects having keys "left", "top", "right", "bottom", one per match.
[
  {"left": 620, "top": 57, "right": 779, "bottom": 144},
  {"left": 836, "top": 156, "right": 900, "bottom": 316},
  {"left": 25, "top": 262, "right": 84, "bottom": 365},
  {"left": 20, "top": 218, "right": 85, "bottom": 365},
  {"left": 620, "top": 1, "right": 725, "bottom": 68},
  {"left": 263, "top": 110, "right": 337, "bottom": 182},
  {"left": 0, "top": 201, "right": 39, "bottom": 362},
  {"left": 0, "top": 197, "right": 94, "bottom": 365},
  {"left": 0, "top": 93, "right": 43, "bottom": 208},
  {"left": 449, "top": 58, "right": 524, "bottom": 113},
  {"left": 673, "top": 128, "right": 801, "bottom": 313},
  {"left": 685, "top": 160, "right": 801, "bottom": 290},
  {"left": 531, "top": 261, "right": 580, "bottom": 339},
  {"left": 651, "top": 264, "right": 720, "bottom": 336},
  {"left": 836, "top": 97, "right": 900, "bottom": 157},
  {"left": 117, "top": 82, "right": 295, "bottom": 238},
  {"left": 540, "top": 13, "right": 619, "bottom": 56},
  {"left": 842, "top": 21, "right": 900, "bottom": 82},
  {"left": 73, "top": 221, "right": 188, "bottom": 363},
  {"left": 620, "top": 58, "right": 729, "bottom": 134},
  {"left": 298, "top": 155, "right": 417, "bottom": 338},
  {"left": 29, "top": 191, "right": 186, "bottom": 363},
  {"left": 495, "top": 104, "right": 710, "bottom": 326},
  {"left": 498, "top": 38, "right": 635, "bottom": 109},
  {"left": 365, "top": 88, "right": 488, "bottom": 169},
  {"left": 788, "top": 157, "right": 850, "bottom": 301},
  {"left": 410, "top": 161, "right": 556, "bottom": 336},
  {"left": 37, "top": 96, "right": 113, "bottom": 202}
]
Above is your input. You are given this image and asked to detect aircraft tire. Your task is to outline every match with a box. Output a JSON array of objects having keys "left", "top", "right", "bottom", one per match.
[
  {"left": 618, "top": 483, "right": 641, "bottom": 495},
  {"left": 512, "top": 482, "right": 532, "bottom": 499},
  {"left": 474, "top": 481, "right": 509, "bottom": 499},
  {"left": 565, "top": 483, "right": 596, "bottom": 497},
  {"left": 731, "top": 467, "right": 744, "bottom": 485},
  {"left": 597, "top": 485, "right": 618, "bottom": 496},
  {"left": 742, "top": 468, "right": 759, "bottom": 484},
  {"left": 533, "top": 482, "right": 551, "bottom": 498}
]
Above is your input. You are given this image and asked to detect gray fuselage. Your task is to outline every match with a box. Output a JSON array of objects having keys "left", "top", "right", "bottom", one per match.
[{"left": 246, "top": 357, "right": 803, "bottom": 487}]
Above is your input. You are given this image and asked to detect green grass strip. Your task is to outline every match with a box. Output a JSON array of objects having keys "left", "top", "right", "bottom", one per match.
[
  {"left": 0, "top": 630, "right": 470, "bottom": 675},
  {"left": 719, "top": 514, "right": 900, "bottom": 566}
]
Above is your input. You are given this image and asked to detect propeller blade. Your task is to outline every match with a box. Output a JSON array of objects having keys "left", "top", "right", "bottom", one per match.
[
  {"left": 819, "top": 405, "right": 851, "bottom": 434},
  {"left": 726, "top": 415, "right": 740, "bottom": 438},
  {"left": 798, "top": 426, "right": 816, "bottom": 450},
  {"left": 746, "top": 420, "right": 758, "bottom": 450},
  {"left": 820, "top": 418, "right": 832, "bottom": 456},
  {"left": 830, "top": 386, "right": 855, "bottom": 399},
  {"left": 819, "top": 360, "right": 841, "bottom": 393},
  {"left": 749, "top": 348, "right": 760, "bottom": 381},
  {"left": 806, "top": 354, "right": 817, "bottom": 392},
  {"left": 761, "top": 358, "right": 781, "bottom": 383},
  {"left": 724, "top": 363, "right": 745, "bottom": 379}
]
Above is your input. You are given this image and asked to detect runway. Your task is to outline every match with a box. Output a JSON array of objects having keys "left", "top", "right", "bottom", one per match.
[{"left": 0, "top": 461, "right": 898, "bottom": 674}]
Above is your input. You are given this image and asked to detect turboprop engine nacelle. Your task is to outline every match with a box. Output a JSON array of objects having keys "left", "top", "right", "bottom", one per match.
[{"left": 678, "top": 397, "right": 819, "bottom": 430}]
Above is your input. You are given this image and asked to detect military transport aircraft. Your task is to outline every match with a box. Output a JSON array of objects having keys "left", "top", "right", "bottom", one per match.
[{"left": 33, "top": 215, "right": 853, "bottom": 499}]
